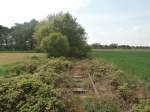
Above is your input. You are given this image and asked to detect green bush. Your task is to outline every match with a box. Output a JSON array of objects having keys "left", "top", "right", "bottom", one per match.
[
  {"left": 0, "top": 57, "right": 75, "bottom": 112},
  {"left": 89, "top": 60, "right": 111, "bottom": 76},
  {"left": 10, "top": 57, "right": 71, "bottom": 76},
  {"left": 37, "top": 68, "right": 72, "bottom": 88},
  {"left": 0, "top": 75, "right": 65, "bottom": 112},
  {"left": 37, "top": 57, "right": 72, "bottom": 73},
  {"left": 11, "top": 60, "right": 42, "bottom": 75},
  {"left": 131, "top": 99, "right": 150, "bottom": 112},
  {"left": 41, "top": 32, "right": 70, "bottom": 57}
]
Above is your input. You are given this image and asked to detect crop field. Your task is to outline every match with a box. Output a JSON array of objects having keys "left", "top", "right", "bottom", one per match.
[
  {"left": 0, "top": 52, "right": 45, "bottom": 75},
  {"left": 92, "top": 49, "right": 150, "bottom": 83},
  {"left": 0, "top": 52, "right": 45, "bottom": 65}
]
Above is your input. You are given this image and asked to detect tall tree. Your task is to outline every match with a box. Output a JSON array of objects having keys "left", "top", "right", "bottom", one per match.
[
  {"left": 11, "top": 19, "right": 38, "bottom": 50},
  {"left": 34, "top": 13, "right": 90, "bottom": 57},
  {"left": 0, "top": 25, "right": 12, "bottom": 50}
]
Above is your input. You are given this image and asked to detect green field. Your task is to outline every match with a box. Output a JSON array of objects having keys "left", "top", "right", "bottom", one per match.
[
  {"left": 0, "top": 53, "right": 45, "bottom": 75},
  {"left": 92, "top": 49, "right": 150, "bottom": 83}
]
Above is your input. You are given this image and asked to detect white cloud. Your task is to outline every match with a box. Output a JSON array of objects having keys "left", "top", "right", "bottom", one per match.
[
  {"left": 133, "top": 25, "right": 142, "bottom": 31},
  {"left": 87, "top": 24, "right": 150, "bottom": 46},
  {"left": 0, "top": 0, "right": 90, "bottom": 27},
  {"left": 76, "top": 12, "right": 150, "bottom": 46},
  {"left": 0, "top": 0, "right": 150, "bottom": 46}
]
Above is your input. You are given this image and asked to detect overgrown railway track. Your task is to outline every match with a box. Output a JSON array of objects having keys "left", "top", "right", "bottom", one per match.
[{"left": 70, "top": 63, "right": 100, "bottom": 98}]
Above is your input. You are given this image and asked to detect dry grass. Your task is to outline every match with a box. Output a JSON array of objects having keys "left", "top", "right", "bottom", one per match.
[{"left": 0, "top": 53, "right": 45, "bottom": 65}]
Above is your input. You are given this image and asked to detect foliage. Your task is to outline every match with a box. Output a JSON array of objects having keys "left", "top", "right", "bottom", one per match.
[
  {"left": 38, "top": 57, "right": 72, "bottom": 73},
  {"left": 11, "top": 60, "right": 42, "bottom": 75},
  {"left": 0, "top": 66, "right": 8, "bottom": 76},
  {"left": 34, "top": 12, "right": 90, "bottom": 58},
  {"left": 10, "top": 57, "right": 72, "bottom": 76},
  {"left": 118, "top": 83, "right": 136, "bottom": 103},
  {"left": 118, "top": 83, "right": 132, "bottom": 94},
  {"left": 0, "top": 53, "right": 149, "bottom": 112},
  {"left": 0, "top": 57, "right": 75, "bottom": 112},
  {"left": 0, "top": 25, "right": 11, "bottom": 50},
  {"left": 88, "top": 59, "right": 111, "bottom": 76},
  {"left": 131, "top": 99, "right": 150, "bottom": 112},
  {"left": 82, "top": 98, "right": 120, "bottom": 112},
  {"left": 91, "top": 43, "right": 150, "bottom": 49},
  {"left": 11, "top": 19, "right": 38, "bottom": 50},
  {"left": 41, "top": 32, "right": 70, "bottom": 57},
  {"left": 0, "top": 75, "right": 66, "bottom": 112},
  {"left": 6, "top": 57, "right": 72, "bottom": 88},
  {"left": 0, "top": 19, "right": 38, "bottom": 51}
]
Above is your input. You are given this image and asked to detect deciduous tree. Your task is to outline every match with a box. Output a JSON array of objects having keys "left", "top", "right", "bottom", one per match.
[{"left": 34, "top": 13, "right": 90, "bottom": 57}]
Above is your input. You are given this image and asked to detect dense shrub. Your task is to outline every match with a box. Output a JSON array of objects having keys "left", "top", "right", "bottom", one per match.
[
  {"left": 10, "top": 57, "right": 72, "bottom": 76},
  {"left": 85, "top": 59, "right": 116, "bottom": 82},
  {"left": 0, "top": 75, "right": 65, "bottom": 112},
  {"left": 41, "top": 33, "right": 70, "bottom": 57},
  {"left": 118, "top": 83, "right": 132, "bottom": 94},
  {"left": 89, "top": 60, "right": 111, "bottom": 76},
  {"left": 0, "top": 57, "right": 75, "bottom": 112},
  {"left": 36, "top": 57, "right": 72, "bottom": 73},
  {"left": 118, "top": 82, "right": 139, "bottom": 105},
  {"left": 11, "top": 60, "right": 42, "bottom": 75},
  {"left": 37, "top": 68, "right": 72, "bottom": 88},
  {"left": 131, "top": 99, "right": 150, "bottom": 112}
]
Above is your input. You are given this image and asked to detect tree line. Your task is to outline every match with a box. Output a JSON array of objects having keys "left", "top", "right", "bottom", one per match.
[
  {"left": 0, "top": 19, "right": 38, "bottom": 51},
  {"left": 91, "top": 43, "right": 150, "bottom": 49},
  {"left": 0, "top": 12, "right": 90, "bottom": 58}
]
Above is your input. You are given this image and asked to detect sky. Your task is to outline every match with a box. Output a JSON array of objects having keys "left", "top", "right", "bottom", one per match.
[{"left": 0, "top": 0, "right": 150, "bottom": 46}]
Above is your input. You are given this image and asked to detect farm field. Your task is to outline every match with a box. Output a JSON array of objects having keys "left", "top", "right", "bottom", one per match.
[
  {"left": 0, "top": 52, "right": 45, "bottom": 65},
  {"left": 0, "top": 52, "right": 45, "bottom": 75},
  {"left": 92, "top": 49, "right": 150, "bottom": 83}
]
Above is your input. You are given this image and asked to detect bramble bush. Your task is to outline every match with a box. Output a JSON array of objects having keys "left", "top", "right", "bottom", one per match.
[
  {"left": 89, "top": 60, "right": 111, "bottom": 77},
  {"left": 0, "top": 75, "right": 65, "bottom": 112},
  {"left": 0, "top": 57, "right": 75, "bottom": 112},
  {"left": 10, "top": 57, "right": 72, "bottom": 75},
  {"left": 11, "top": 60, "right": 41, "bottom": 75},
  {"left": 37, "top": 57, "right": 72, "bottom": 73}
]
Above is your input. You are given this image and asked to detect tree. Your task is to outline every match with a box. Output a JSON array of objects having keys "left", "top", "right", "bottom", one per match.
[
  {"left": 41, "top": 33, "right": 70, "bottom": 57},
  {"left": 109, "top": 43, "right": 118, "bottom": 48},
  {"left": 11, "top": 19, "right": 38, "bottom": 50},
  {"left": 0, "top": 25, "right": 12, "bottom": 50},
  {"left": 91, "top": 43, "right": 103, "bottom": 49},
  {"left": 34, "top": 12, "right": 90, "bottom": 58}
]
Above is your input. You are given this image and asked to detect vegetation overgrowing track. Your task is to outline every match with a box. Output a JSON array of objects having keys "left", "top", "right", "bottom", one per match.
[
  {"left": 0, "top": 56, "right": 149, "bottom": 112},
  {"left": 68, "top": 59, "right": 150, "bottom": 112},
  {"left": 88, "top": 73, "right": 100, "bottom": 97},
  {"left": 70, "top": 63, "right": 100, "bottom": 98}
]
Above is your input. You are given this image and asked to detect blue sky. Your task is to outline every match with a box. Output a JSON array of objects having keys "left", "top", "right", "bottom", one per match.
[{"left": 0, "top": 0, "right": 150, "bottom": 46}]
